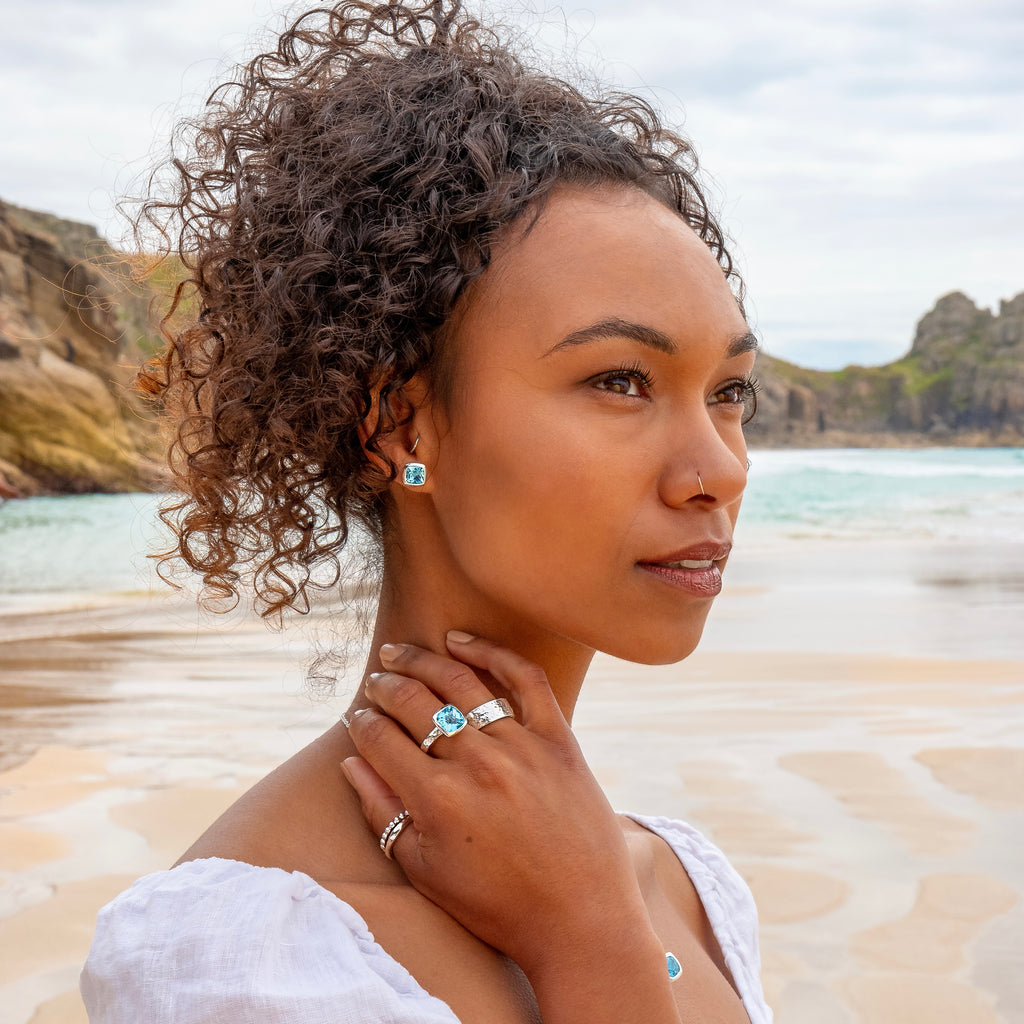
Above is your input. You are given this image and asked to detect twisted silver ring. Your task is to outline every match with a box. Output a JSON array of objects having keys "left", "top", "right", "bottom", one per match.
[
  {"left": 466, "top": 697, "right": 515, "bottom": 731},
  {"left": 379, "top": 810, "right": 410, "bottom": 860},
  {"left": 420, "top": 704, "right": 468, "bottom": 752}
]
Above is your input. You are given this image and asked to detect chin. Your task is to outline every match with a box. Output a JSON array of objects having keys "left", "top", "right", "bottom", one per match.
[{"left": 600, "top": 620, "right": 709, "bottom": 667}]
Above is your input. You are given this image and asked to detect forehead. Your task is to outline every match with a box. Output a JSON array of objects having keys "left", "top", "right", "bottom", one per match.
[{"left": 453, "top": 185, "right": 747, "bottom": 348}]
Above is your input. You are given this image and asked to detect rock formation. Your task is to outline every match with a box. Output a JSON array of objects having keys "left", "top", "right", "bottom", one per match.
[
  {"left": 1, "top": 199, "right": 1019, "bottom": 498},
  {"left": 0, "top": 200, "right": 166, "bottom": 496},
  {"left": 747, "top": 291, "right": 1024, "bottom": 446}
]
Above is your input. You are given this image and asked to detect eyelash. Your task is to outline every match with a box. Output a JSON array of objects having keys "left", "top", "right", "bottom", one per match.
[
  {"left": 592, "top": 362, "right": 656, "bottom": 397},
  {"left": 715, "top": 376, "right": 762, "bottom": 424},
  {"left": 592, "top": 367, "right": 761, "bottom": 422}
]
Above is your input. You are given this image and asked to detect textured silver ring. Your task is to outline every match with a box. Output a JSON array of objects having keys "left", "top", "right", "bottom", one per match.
[
  {"left": 420, "top": 704, "right": 468, "bottom": 752},
  {"left": 466, "top": 697, "right": 515, "bottom": 731},
  {"left": 379, "top": 810, "right": 410, "bottom": 860}
]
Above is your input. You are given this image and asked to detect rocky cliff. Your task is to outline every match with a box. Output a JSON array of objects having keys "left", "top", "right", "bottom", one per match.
[
  {"left": 1, "top": 200, "right": 1020, "bottom": 497},
  {"left": 0, "top": 200, "right": 167, "bottom": 496},
  {"left": 747, "top": 291, "right": 1024, "bottom": 446}
]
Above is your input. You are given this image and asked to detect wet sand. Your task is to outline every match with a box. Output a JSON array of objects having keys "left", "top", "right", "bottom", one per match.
[{"left": 1, "top": 534, "right": 1022, "bottom": 1024}]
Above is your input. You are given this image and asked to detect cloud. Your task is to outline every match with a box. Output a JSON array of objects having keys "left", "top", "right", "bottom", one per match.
[{"left": 1, "top": 0, "right": 1021, "bottom": 367}]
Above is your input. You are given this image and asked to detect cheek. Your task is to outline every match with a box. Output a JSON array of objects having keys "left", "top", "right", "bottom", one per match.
[{"left": 434, "top": 399, "right": 623, "bottom": 582}]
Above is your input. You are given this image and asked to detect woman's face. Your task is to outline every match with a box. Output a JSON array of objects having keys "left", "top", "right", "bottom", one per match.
[{"left": 425, "top": 186, "right": 756, "bottom": 665}]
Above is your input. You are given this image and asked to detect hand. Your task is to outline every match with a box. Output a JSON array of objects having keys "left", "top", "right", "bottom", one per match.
[{"left": 343, "top": 632, "right": 655, "bottom": 980}]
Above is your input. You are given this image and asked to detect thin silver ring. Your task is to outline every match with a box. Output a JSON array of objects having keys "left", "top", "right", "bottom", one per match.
[
  {"left": 466, "top": 697, "right": 515, "bottom": 731},
  {"left": 379, "top": 810, "right": 410, "bottom": 859},
  {"left": 420, "top": 704, "right": 468, "bottom": 752}
]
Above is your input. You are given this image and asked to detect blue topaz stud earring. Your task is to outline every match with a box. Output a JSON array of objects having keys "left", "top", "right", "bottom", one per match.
[{"left": 403, "top": 462, "right": 427, "bottom": 487}]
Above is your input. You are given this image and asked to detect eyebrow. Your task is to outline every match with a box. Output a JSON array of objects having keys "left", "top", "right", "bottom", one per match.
[
  {"left": 544, "top": 317, "right": 759, "bottom": 359},
  {"left": 726, "top": 331, "right": 760, "bottom": 358}
]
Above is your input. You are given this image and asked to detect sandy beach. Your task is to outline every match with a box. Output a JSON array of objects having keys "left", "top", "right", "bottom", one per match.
[{"left": 1, "top": 528, "right": 1022, "bottom": 1023}]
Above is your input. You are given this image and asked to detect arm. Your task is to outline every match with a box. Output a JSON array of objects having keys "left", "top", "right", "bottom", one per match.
[{"left": 344, "top": 633, "right": 683, "bottom": 1024}]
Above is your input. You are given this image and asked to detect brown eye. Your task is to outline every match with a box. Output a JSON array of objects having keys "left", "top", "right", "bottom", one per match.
[
  {"left": 592, "top": 364, "right": 655, "bottom": 398},
  {"left": 602, "top": 374, "right": 639, "bottom": 395},
  {"left": 710, "top": 377, "right": 760, "bottom": 424}
]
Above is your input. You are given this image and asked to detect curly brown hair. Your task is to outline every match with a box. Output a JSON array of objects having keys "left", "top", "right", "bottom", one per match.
[{"left": 139, "top": 0, "right": 743, "bottom": 618}]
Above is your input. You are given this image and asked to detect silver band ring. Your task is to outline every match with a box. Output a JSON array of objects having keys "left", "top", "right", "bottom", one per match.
[
  {"left": 379, "top": 810, "right": 410, "bottom": 859},
  {"left": 466, "top": 697, "right": 515, "bottom": 731},
  {"left": 420, "top": 704, "right": 469, "bottom": 752}
]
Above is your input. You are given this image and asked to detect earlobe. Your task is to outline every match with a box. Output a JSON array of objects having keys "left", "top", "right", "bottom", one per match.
[{"left": 358, "top": 376, "right": 438, "bottom": 493}]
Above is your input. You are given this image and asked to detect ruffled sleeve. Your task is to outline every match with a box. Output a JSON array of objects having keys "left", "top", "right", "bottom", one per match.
[{"left": 80, "top": 857, "right": 461, "bottom": 1024}]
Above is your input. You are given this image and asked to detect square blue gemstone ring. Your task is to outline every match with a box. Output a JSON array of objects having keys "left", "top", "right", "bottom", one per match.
[
  {"left": 434, "top": 705, "right": 467, "bottom": 736},
  {"left": 420, "top": 704, "right": 468, "bottom": 752}
]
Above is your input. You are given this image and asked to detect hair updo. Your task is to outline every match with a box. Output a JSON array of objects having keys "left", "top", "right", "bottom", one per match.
[{"left": 140, "top": 0, "right": 742, "bottom": 618}]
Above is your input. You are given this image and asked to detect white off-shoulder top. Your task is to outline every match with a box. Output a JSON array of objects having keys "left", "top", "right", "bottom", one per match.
[{"left": 80, "top": 812, "right": 772, "bottom": 1023}]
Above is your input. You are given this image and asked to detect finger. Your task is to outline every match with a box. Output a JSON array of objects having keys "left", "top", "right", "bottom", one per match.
[
  {"left": 341, "top": 754, "right": 403, "bottom": 822},
  {"left": 364, "top": 669, "right": 481, "bottom": 754},
  {"left": 340, "top": 755, "right": 415, "bottom": 859},
  {"left": 444, "top": 631, "right": 563, "bottom": 735},
  {"left": 347, "top": 706, "right": 440, "bottom": 796},
  {"left": 378, "top": 642, "right": 499, "bottom": 717}
]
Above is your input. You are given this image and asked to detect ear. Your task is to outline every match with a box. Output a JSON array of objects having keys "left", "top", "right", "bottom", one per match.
[{"left": 357, "top": 374, "right": 440, "bottom": 494}]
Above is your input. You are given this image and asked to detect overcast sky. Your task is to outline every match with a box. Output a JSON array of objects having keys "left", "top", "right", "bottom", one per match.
[{"left": 1, "top": 0, "right": 1021, "bottom": 368}]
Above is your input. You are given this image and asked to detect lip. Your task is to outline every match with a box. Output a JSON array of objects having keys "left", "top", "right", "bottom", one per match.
[
  {"left": 637, "top": 540, "right": 732, "bottom": 598},
  {"left": 641, "top": 541, "right": 733, "bottom": 566}
]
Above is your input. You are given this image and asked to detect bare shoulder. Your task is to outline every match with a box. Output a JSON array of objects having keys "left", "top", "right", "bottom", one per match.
[
  {"left": 174, "top": 720, "right": 381, "bottom": 885},
  {"left": 171, "top": 725, "right": 536, "bottom": 1022}
]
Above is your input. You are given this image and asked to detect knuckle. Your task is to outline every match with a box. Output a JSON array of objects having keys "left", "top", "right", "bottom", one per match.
[
  {"left": 463, "top": 753, "right": 508, "bottom": 790},
  {"left": 444, "top": 665, "right": 479, "bottom": 692},
  {"left": 423, "top": 768, "right": 463, "bottom": 808},
  {"left": 353, "top": 711, "right": 392, "bottom": 745},
  {"left": 517, "top": 664, "right": 550, "bottom": 691},
  {"left": 386, "top": 673, "right": 422, "bottom": 711}
]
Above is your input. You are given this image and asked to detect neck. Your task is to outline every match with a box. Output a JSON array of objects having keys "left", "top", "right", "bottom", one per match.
[{"left": 346, "top": 531, "right": 596, "bottom": 725}]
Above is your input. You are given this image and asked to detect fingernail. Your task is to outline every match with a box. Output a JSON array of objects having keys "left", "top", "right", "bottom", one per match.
[
  {"left": 351, "top": 707, "right": 370, "bottom": 719},
  {"left": 367, "top": 671, "right": 386, "bottom": 682},
  {"left": 379, "top": 643, "right": 404, "bottom": 664},
  {"left": 447, "top": 630, "right": 475, "bottom": 643},
  {"left": 339, "top": 760, "right": 353, "bottom": 783}
]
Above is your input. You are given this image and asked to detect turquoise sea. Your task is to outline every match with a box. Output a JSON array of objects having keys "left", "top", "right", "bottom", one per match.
[{"left": 1, "top": 447, "right": 1023, "bottom": 597}]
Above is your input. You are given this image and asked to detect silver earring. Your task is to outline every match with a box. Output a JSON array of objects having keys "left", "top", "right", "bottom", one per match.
[
  {"left": 403, "top": 435, "right": 426, "bottom": 486},
  {"left": 697, "top": 472, "right": 705, "bottom": 496}
]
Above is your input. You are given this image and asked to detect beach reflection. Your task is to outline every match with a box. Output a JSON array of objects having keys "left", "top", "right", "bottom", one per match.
[{"left": 1, "top": 450, "right": 1022, "bottom": 1024}]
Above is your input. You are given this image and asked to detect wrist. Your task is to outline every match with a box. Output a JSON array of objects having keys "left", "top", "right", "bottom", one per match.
[
  {"left": 524, "top": 926, "right": 680, "bottom": 1024},
  {"left": 510, "top": 884, "right": 653, "bottom": 979}
]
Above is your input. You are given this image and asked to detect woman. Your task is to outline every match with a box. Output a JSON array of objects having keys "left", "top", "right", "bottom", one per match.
[{"left": 82, "top": 2, "right": 771, "bottom": 1022}]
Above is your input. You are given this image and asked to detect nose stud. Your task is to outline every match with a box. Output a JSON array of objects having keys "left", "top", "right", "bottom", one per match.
[{"left": 697, "top": 472, "right": 704, "bottom": 496}]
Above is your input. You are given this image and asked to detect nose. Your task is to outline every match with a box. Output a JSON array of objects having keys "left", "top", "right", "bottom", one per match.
[{"left": 656, "top": 413, "right": 748, "bottom": 510}]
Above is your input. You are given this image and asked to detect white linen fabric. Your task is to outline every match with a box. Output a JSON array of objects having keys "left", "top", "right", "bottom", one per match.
[{"left": 81, "top": 812, "right": 772, "bottom": 1024}]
